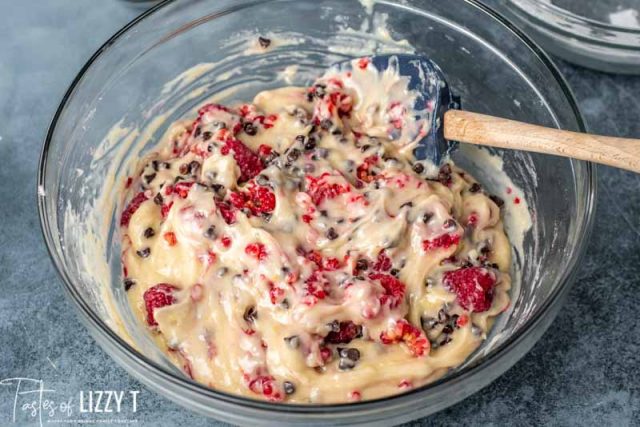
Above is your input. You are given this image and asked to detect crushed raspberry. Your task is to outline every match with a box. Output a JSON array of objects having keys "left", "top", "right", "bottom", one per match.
[
  {"left": 222, "top": 137, "right": 264, "bottom": 182},
  {"left": 257, "top": 144, "right": 273, "bottom": 159},
  {"left": 349, "top": 391, "right": 362, "bottom": 401},
  {"left": 357, "top": 57, "right": 370, "bottom": 69},
  {"left": 369, "top": 273, "right": 405, "bottom": 309},
  {"left": 328, "top": 92, "right": 353, "bottom": 117},
  {"left": 305, "top": 173, "right": 350, "bottom": 205},
  {"left": 356, "top": 155, "right": 379, "bottom": 183},
  {"left": 398, "top": 380, "right": 412, "bottom": 388},
  {"left": 514, "top": 197, "right": 521, "bottom": 205},
  {"left": 230, "top": 184, "right": 276, "bottom": 216},
  {"left": 161, "top": 201, "right": 174, "bottom": 219},
  {"left": 268, "top": 282, "right": 285, "bottom": 304},
  {"left": 422, "top": 233, "right": 461, "bottom": 252},
  {"left": 373, "top": 250, "right": 392, "bottom": 272},
  {"left": 443, "top": 267, "right": 497, "bottom": 312},
  {"left": 163, "top": 231, "right": 177, "bottom": 246},
  {"left": 456, "top": 314, "right": 469, "bottom": 327},
  {"left": 125, "top": 177, "right": 133, "bottom": 189},
  {"left": 205, "top": 250, "right": 217, "bottom": 266},
  {"left": 467, "top": 213, "right": 479, "bottom": 227},
  {"left": 143, "top": 284, "right": 177, "bottom": 327},
  {"left": 302, "top": 214, "right": 313, "bottom": 224},
  {"left": 245, "top": 242, "right": 267, "bottom": 260},
  {"left": 216, "top": 201, "right": 236, "bottom": 224},
  {"left": 120, "top": 192, "right": 148, "bottom": 227},
  {"left": 380, "top": 319, "right": 430, "bottom": 357},
  {"left": 174, "top": 181, "right": 194, "bottom": 198},
  {"left": 319, "top": 346, "right": 333, "bottom": 363},
  {"left": 221, "top": 236, "right": 232, "bottom": 248},
  {"left": 324, "top": 321, "right": 362, "bottom": 344},
  {"left": 304, "top": 250, "right": 340, "bottom": 271},
  {"left": 303, "top": 271, "right": 329, "bottom": 305},
  {"left": 246, "top": 375, "right": 283, "bottom": 402}
]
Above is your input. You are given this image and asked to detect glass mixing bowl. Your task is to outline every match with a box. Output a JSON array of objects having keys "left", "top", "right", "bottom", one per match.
[{"left": 38, "top": 0, "right": 596, "bottom": 424}]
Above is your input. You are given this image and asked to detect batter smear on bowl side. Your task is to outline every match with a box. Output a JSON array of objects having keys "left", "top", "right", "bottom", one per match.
[{"left": 119, "top": 58, "right": 512, "bottom": 403}]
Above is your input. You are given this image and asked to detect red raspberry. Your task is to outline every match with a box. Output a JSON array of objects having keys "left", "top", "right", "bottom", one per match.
[
  {"left": 229, "top": 184, "right": 276, "bottom": 216},
  {"left": 245, "top": 375, "right": 283, "bottom": 402},
  {"left": 357, "top": 57, "right": 370, "bottom": 69},
  {"left": 324, "top": 321, "right": 362, "bottom": 344},
  {"left": 356, "top": 155, "right": 379, "bottom": 183},
  {"left": 143, "top": 284, "right": 177, "bottom": 327},
  {"left": 303, "top": 271, "right": 329, "bottom": 305},
  {"left": 422, "top": 233, "right": 460, "bottom": 252},
  {"left": 305, "top": 173, "right": 350, "bottom": 206},
  {"left": 442, "top": 267, "right": 497, "bottom": 312},
  {"left": 216, "top": 201, "right": 236, "bottom": 225},
  {"left": 268, "top": 282, "right": 285, "bottom": 305},
  {"left": 245, "top": 242, "right": 267, "bottom": 261},
  {"left": 163, "top": 232, "right": 177, "bottom": 246},
  {"left": 372, "top": 250, "right": 392, "bottom": 272},
  {"left": 222, "top": 137, "right": 263, "bottom": 182},
  {"left": 120, "top": 192, "right": 148, "bottom": 227},
  {"left": 369, "top": 273, "right": 405, "bottom": 309},
  {"left": 174, "top": 181, "right": 194, "bottom": 198},
  {"left": 380, "top": 319, "right": 430, "bottom": 357}
]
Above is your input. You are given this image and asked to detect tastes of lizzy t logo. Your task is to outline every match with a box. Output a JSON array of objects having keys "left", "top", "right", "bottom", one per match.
[{"left": 0, "top": 377, "right": 139, "bottom": 426}]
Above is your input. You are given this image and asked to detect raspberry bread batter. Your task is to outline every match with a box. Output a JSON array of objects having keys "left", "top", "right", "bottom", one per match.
[{"left": 119, "top": 58, "right": 512, "bottom": 403}]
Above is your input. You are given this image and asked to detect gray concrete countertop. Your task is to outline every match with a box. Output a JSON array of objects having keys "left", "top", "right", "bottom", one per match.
[{"left": 1, "top": 1, "right": 638, "bottom": 426}]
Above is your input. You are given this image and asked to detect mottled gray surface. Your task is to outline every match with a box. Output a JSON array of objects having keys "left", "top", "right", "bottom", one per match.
[{"left": 0, "top": 1, "right": 639, "bottom": 426}]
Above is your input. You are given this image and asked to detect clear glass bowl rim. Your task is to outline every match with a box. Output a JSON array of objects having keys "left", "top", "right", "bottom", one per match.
[
  {"left": 37, "top": 0, "right": 597, "bottom": 414},
  {"left": 506, "top": 0, "right": 640, "bottom": 45}
]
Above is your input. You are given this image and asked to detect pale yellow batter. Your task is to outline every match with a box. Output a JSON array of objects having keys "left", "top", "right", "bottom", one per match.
[{"left": 119, "top": 59, "right": 512, "bottom": 403}]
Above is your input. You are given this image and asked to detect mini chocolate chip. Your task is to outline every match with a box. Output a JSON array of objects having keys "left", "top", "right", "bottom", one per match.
[
  {"left": 421, "top": 316, "right": 437, "bottom": 330},
  {"left": 339, "top": 347, "right": 360, "bottom": 361},
  {"left": 326, "top": 227, "right": 338, "bottom": 240},
  {"left": 439, "top": 335, "right": 452, "bottom": 346},
  {"left": 151, "top": 160, "right": 159, "bottom": 171},
  {"left": 295, "top": 135, "right": 306, "bottom": 144},
  {"left": 422, "top": 212, "right": 433, "bottom": 223},
  {"left": 390, "top": 268, "right": 400, "bottom": 277},
  {"left": 136, "top": 247, "right": 151, "bottom": 258},
  {"left": 144, "top": 173, "right": 156, "bottom": 184},
  {"left": 320, "top": 119, "right": 333, "bottom": 130},
  {"left": 283, "top": 381, "right": 296, "bottom": 395},
  {"left": 256, "top": 174, "right": 270, "bottom": 186},
  {"left": 438, "top": 308, "right": 449, "bottom": 322},
  {"left": 243, "top": 306, "right": 257, "bottom": 323},
  {"left": 194, "top": 126, "right": 201, "bottom": 137},
  {"left": 143, "top": 227, "right": 155, "bottom": 238},
  {"left": 216, "top": 267, "right": 228, "bottom": 278},
  {"left": 211, "top": 183, "right": 225, "bottom": 193},
  {"left": 360, "top": 144, "right": 371, "bottom": 153},
  {"left": 287, "top": 148, "right": 300, "bottom": 161},
  {"left": 284, "top": 335, "right": 300, "bottom": 349},
  {"left": 179, "top": 163, "right": 191, "bottom": 175},
  {"left": 243, "top": 122, "right": 258, "bottom": 136},
  {"left": 400, "top": 201, "right": 413, "bottom": 209},
  {"left": 123, "top": 278, "right": 136, "bottom": 291},
  {"left": 444, "top": 219, "right": 457, "bottom": 229},
  {"left": 412, "top": 163, "right": 425, "bottom": 174},
  {"left": 204, "top": 226, "right": 217, "bottom": 239},
  {"left": 442, "top": 325, "right": 454, "bottom": 334},
  {"left": 304, "top": 138, "right": 317, "bottom": 151},
  {"left": 202, "top": 131, "right": 213, "bottom": 141},
  {"left": 469, "top": 182, "right": 481, "bottom": 193},
  {"left": 356, "top": 259, "right": 368, "bottom": 271},
  {"left": 258, "top": 36, "right": 271, "bottom": 48},
  {"left": 161, "top": 162, "right": 171, "bottom": 170},
  {"left": 280, "top": 299, "right": 290, "bottom": 309},
  {"left": 328, "top": 320, "right": 340, "bottom": 332},
  {"left": 189, "top": 161, "right": 200, "bottom": 175},
  {"left": 331, "top": 128, "right": 342, "bottom": 135},
  {"left": 489, "top": 194, "right": 505, "bottom": 208},
  {"left": 154, "top": 193, "right": 164, "bottom": 205}
]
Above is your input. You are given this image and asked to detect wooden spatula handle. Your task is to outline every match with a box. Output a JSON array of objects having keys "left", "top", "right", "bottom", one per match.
[{"left": 444, "top": 110, "right": 640, "bottom": 173}]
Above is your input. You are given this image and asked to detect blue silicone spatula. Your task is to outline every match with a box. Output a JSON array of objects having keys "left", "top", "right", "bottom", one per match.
[{"left": 340, "top": 54, "right": 640, "bottom": 173}]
